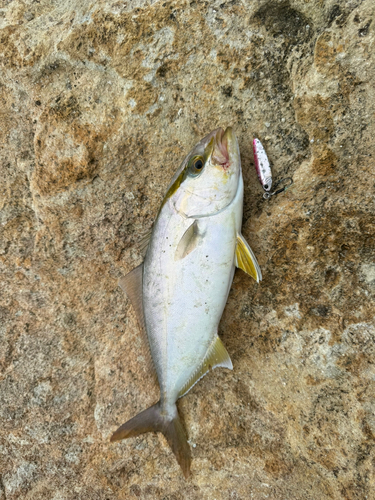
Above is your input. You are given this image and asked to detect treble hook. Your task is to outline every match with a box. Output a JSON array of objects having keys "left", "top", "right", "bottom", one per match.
[{"left": 262, "top": 177, "right": 293, "bottom": 200}]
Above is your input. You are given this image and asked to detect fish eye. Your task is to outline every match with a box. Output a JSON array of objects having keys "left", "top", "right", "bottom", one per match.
[{"left": 188, "top": 155, "right": 205, "bottom": 177}]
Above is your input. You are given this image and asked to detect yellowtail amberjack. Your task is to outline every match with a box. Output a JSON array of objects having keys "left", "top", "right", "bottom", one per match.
[{"left": 111, "top": 127, "right": 261, "bottom": 477}]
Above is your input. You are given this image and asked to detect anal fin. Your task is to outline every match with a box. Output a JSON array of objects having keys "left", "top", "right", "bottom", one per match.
[
  {"left": 178, "top": 336, "right": 233, "bottom": 398},
  {"left": 235, "top": 233, "right": 262, "bottom": 283}
]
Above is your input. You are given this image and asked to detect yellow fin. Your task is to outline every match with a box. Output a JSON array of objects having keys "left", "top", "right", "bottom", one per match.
[
  {"left": 178, "top": 336, "right": 233, "bottom": 398},
  {"left": 235, "top": 233, "right": 262, "bottom": 283}
]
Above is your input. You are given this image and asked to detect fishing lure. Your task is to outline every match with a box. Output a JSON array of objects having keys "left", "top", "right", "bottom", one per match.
[{"left": 253, "top": 138, "right": 293, "bottom": 199}]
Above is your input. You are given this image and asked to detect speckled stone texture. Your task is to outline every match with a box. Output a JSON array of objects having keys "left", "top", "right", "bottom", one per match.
[{"left": 1, "top": 0, "right": 374, "bottom": 498}]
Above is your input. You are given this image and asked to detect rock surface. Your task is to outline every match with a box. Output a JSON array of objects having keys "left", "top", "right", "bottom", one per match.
[{"left": 1, "top": 0, "right": 375, "bottom": 498}]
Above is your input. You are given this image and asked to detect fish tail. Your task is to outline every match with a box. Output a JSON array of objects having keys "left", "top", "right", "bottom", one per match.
[{"left": 110, "top": 401, "right": 191, "bottom": 478}]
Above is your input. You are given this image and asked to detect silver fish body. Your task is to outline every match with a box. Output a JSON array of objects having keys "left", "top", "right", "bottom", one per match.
[
  {"left": 143, "top": 174, "right": 243, "bottom": 405},
  {"left": 111, "top": 128, "right": 261, "bottom": 477}
]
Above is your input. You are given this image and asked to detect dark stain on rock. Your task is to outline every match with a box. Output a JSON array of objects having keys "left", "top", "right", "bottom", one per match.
[
  {"left": 328, "top": 4, "right": 342, "bottom": 26},
  {"left": 358, "top": 20, "right": 372, "bottom": 37},
  {"left": 324, "top": 267, "right": 340, "bottom": 288},
  {"left": 221, "top": 85, "right": 233, "bottom": 97},
  {"left": 310, "top": 305, "right": 331, "bottom": 317},
  {"left": 50, "top": 93, "right": 81, "bottom": 122},
  {"left": 328, "top": 4, "right": 351, "bottom": 28},
  {"left": 253, "top": 1, "right": 314, "bottom": 49}
]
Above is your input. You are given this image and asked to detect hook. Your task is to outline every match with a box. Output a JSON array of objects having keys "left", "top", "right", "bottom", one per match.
[{"left": 263, "top": 177, "right": 293, "bottom": 200}]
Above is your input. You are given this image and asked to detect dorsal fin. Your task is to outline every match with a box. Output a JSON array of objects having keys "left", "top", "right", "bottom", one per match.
[
  {"left": 235, "top": 233, "right": 262, "bottom": 283},
  {"left": 119, "top": 264, "right": 157, "bottom": 382},
  {"left": 178, "top": 336, "right": 233, "bottom": 398}
]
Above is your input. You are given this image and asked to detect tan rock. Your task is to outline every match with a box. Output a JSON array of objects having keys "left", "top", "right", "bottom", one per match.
[{"left": 1, "top": 0, "right": 375, "bottom": 498}]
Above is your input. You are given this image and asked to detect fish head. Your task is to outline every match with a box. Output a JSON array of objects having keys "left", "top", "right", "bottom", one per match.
[{"left": 164, "top": 127, "right": 241, "bottom": 218}]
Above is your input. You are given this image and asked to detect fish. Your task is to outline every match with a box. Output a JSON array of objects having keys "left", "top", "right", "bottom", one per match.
[{"left": 111, "top": 127, "right": 262, "bottom": 478}]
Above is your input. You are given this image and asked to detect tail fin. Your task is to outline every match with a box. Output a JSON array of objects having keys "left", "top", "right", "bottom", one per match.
[{"left": 110, "top": 402, "right": 191, "bottom": 478}]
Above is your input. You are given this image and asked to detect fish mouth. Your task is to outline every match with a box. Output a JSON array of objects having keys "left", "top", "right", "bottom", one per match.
[{"left": 211, "top": 127, "right": 236, "bottom": 170}]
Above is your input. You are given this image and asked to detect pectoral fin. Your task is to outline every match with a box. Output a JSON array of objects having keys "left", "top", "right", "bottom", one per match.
[
  {"left": 178, "top": 336, "right": 233, "bottom": 398},
  {"left": 119, "top": 264, "right": 157, "bottom": 381},
  {"left": 235, "top": 233, "right": 262, "bottom": 283},
  {"left": 175, "top": 220, "right": 199, "bottom": 261}
]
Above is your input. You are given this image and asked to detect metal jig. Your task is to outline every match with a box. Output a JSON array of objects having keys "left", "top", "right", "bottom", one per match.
[{"left": 253, "top": 138, "right": 293, "bottom": 200}]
